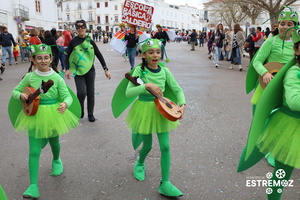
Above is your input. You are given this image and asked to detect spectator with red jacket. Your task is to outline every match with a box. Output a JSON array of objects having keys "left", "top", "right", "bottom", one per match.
[
  {"left": 63, "top": 26, "right": 72, "bottom": 49},
  {"left": 251, "top": 26, "right": 264, "bottom": 54}
]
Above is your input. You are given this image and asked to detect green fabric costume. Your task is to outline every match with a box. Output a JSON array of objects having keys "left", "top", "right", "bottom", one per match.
[
  {"left": 7, "top": 44, "right": 80, "bottom": 199},
  {"left": 69, "top": 35, "right": 95, "bottom": 76},
  {"left": 238, "top": 25, "right": 300, "bottom": 200},
  {"left": 111, "top": 39, "right": 186, "bottom": 197},
  {"left": 245, "top": 8, "right": 298, "bottom": 167}
]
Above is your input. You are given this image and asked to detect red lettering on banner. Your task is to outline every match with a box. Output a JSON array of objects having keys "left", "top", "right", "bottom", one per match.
[{"left": 122, "top": 0, "right": 154, "bottom": 28}]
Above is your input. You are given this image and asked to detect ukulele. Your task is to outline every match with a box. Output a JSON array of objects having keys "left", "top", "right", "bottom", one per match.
[
  {"left": 22, "top": 80, "right": 54, "bottom": 116},
  {"left": 125, "top": 73, "right": 181, "bottom": 121},
  {"left": 258, "top": 62, "right": 283, "bottom": 89}
]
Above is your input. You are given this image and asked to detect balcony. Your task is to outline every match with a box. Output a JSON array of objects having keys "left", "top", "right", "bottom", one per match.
[{"left": 14, "top": 4, "right": 29, "bottom": 21}]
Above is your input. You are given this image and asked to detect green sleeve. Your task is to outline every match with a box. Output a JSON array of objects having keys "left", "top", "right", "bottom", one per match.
[
  {"left": 12, "top": 73, "right": 31, "bottom": 100},
  {"left": 283, "top": 66, "right": 300, "bottom": 111},
  {"left": 165, "top": 68, "right": 186, "bottom": 105},
  {"left": 253, "top": 37, "right": 273, "bottom": 76},
  {"left": 57, "top": 78, "right": 73, "bottom": 108},
  {"left": 125, "top": 67, "right": 147, "bottom": 98}
]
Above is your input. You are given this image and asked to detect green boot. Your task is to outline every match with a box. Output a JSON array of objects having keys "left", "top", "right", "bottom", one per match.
[
  {"left": 134, "top": 161, "right": 145, "bottom": 181},
  {"left": 23, "top": 184, "right": 40, "bottom": 199},
  {"left": 265, "top": 153, "right": 275, "bottom": 167},
  {"left": 158, "top": 180, "right": 183, "bottom": 197},
  {"left": 51, "top": 158, "right": 64, "bottom": 176}
]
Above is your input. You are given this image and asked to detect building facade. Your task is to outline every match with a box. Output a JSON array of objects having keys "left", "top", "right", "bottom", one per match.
[
  {"left": 0, "top": 0, "right": 58, "bottom": 37},
  {"left": 57, "top": 0, "right": 204, "bottom": 33}
]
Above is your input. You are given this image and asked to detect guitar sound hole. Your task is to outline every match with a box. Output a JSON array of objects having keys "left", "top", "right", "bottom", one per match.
[{"left": 166, "top": 102, "right": 173, "bottom": 109}]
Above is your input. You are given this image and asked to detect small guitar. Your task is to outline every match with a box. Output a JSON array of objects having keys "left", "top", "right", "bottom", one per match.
[
  {"left": 258, "top": 62, "right": 283, "bottom": 89},
  {"left": 22, "top": 80, "right": 54, "bottom": 116},
  {"left": 125, "top": 73, "right": 181, "bottom": 121}
]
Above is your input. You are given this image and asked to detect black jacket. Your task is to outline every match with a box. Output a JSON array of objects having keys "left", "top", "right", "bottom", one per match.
[
  {"left": 210, "top": 30, "right": 225, "bottom": 48},
  {"left": 153, "top": 31, "right": 169, "bottom": 44},
  {"left": 0, "top": 33, "right": 16, "bottom": 47}
]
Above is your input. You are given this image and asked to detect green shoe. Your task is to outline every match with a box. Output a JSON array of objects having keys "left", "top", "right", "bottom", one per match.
[
  {"left": 51, "top": 158, "right": 64, "bottom": 176},
  {"left": 23, "top": 184, "right": 40, "bottom": 199},
  {"left": 134, "top": 161, "right": 145, "bottom": 181},
  {"left": 158, "top": 180, "right": 183, "bottom": 197},
  {"left": 265, "top": 153, "right": 275, "bottom": 167}
]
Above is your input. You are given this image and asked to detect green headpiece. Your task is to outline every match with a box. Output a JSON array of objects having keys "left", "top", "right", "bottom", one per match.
[
  {"left": 30, "top": 44, "right": 52, "bottom": 56},
  {"left": 140, "top": 38, "right": 170, "bottom": 62},
  {"left": 292, "top": 25, "right": 300, "bottom": 44},
  {"left": 263, "top": 6, "right": 298, "bottom": 24},
  {"left": 141, "top": 38, "right": 163, "bottom": 53},
  {"left": 278, "top": 9, "right": 298, "bottom": 23}
]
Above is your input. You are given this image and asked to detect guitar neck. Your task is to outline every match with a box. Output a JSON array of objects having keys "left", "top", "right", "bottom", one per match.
[{"left": 27, "top": 88, "right": 41, "bottom": 105}]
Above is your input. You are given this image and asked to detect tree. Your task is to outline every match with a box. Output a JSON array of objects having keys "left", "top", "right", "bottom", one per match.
[
  {"left": 239, "top": 0, "right": 297, "bottom": 27},
  {"left": 204, "top": 0, "right": 297, "bottom": 28}
]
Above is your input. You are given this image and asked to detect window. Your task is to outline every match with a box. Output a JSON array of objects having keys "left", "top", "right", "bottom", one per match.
[
  {"left": 97, "top": 16, "right": 101, "bottom": 23},
  {"left": 88, "top": 2, "right": 92, "bottom": 9},
  {"left": 97, "top": 2, "right": 100, "bottom": 8},
  {"left": 67, "top": 14, "right": 70, "bottom": 21},
  {"left": 78, "top": 13, "right": 82, "bottom": 19},
  {"left": 35, "top": 0, "right": 41, "bottom": 13},
  {"left": 78, "top": 3, "right": 81, "bottom": 9},
  {"left": 89, "top": 13, "right": 93, "bottom": 21},
  {"left": 66, "top": 4, "right": 69, "bottom": 11},
  {"left": 105, "top": 15, "right": 109, "bottom": 23},
  {"left": 115, "top": 5, "right": 118, "bottom": 11},
  {"left": 114, "top": 15, "right": 118, "bottom": 22},
  {"left": 105, "top": 2, "right": 108, "bottom": 7}
]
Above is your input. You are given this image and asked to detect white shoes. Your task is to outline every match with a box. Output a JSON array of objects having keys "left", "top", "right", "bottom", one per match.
[
  {"left": 239, "top": 65, "right": 243, "bottom": 71},
  {"left": 215, "top": 63, "right": 219, "bottom": 68},
  {"left": 229, "top": 64, "right": 233, "bottom": 69}
]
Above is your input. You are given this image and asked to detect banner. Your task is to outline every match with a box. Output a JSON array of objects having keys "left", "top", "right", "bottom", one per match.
[{"left": 122, "top": 0, "right": 154, "bottom": 29}]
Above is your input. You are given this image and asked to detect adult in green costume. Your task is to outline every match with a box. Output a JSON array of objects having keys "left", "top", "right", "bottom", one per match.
[
  {"left": 112, "top": 39, "right": 186, "bottom": 197},
  {"left": 8, "top": 44, "right": 80, "bottom": 199},
  {"left": 244, "top": 7, "right": 298, "bottom": 166},
  {"left": 65, "top": 20, "right": 111, "bottom": 122},
  {"left": 238, "top": 26, "right": 300, "bottom": 200}
]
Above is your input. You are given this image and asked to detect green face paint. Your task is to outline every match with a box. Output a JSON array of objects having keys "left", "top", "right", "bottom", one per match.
[{"left": 147, "top": 56, "right": 151, "bottom": 60}]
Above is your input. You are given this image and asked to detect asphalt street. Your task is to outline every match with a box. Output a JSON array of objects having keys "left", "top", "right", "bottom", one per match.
[{"left": 0, "top": 41, "right": 299, "bottom": 200}]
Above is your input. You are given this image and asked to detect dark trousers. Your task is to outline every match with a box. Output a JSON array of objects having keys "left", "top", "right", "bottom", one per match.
[{"left": 74, "top": 67, "right": 95, "bottom": 115}]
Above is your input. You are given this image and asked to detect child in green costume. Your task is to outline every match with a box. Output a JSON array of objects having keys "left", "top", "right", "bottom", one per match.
[
  {"left": 245, "top": 7, "right": 298, "bottom": 167},
  {"left": 238, "top": 25, "right": 300, "bottom": 200},
  {"left": 125, "top": 39, "right": 186, "bottom": 197},
  {"left": 10, "top": 44, "right": 79, "bottom": 199}
]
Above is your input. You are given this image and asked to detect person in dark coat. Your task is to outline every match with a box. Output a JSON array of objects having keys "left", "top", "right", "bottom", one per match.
[{"left": 152, "top": 24, "right": 170, "bottom": 60}]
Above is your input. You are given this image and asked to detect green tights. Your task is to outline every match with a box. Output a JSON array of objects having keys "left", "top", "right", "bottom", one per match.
[
  {"left": 28, "top": 135, "right": 60, "bottom": 184},
  {"left": 137, "top": 132, "right": 170, "bottom": 181}
]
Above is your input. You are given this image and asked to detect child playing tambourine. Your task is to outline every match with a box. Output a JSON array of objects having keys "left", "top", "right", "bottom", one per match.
[
  {"left": 113, "top": 38, "right": 186, "bottom": 197},
  {"left": 9, "top": 44, "right": 80, "bottom": 199}
]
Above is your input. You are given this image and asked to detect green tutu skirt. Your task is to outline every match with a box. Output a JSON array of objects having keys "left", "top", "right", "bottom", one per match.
[
  {"left": 126, "top": 99, "right": 180, "bottom": 135},
  {"left": 14, "top": 103, "right": 79, "bottom": 139},
  {"left": 257, "top": 110, "right": 300, "bottom": 168}
]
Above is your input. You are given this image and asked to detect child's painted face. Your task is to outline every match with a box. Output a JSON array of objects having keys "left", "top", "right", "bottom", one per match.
[
  {"left": 142, "top": 48, "right": 161, "bottom": 68},
  {"left": 33, "top": 54, "right": 52, "bottom": 72}
]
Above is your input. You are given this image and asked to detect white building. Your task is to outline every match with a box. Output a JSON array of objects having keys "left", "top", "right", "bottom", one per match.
[
  {"left": 0, "top": 0, "right": 58, "bottom": 37},
  {"left": 57, "top": 0, "right": 204, "bottom": 33}
]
